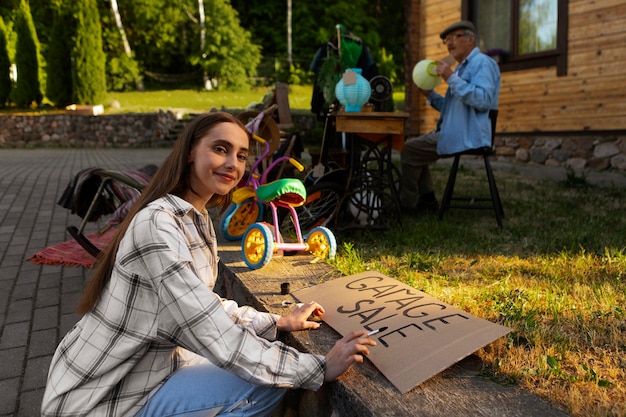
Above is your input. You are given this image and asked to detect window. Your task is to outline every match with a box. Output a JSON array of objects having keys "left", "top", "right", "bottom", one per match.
[{"left": 465, "top": 0, "right": 568, "bottom": 75}]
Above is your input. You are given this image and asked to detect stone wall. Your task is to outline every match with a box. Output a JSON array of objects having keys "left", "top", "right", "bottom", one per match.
[
  {"left": 1, "top": 110, "right": 625, "bottom": 173},
  {"left": 495, "top": 134, "right": 626, "bottom": 172},
  {"left": 0, "top": 110, "right": 180, "bottom": 148}
]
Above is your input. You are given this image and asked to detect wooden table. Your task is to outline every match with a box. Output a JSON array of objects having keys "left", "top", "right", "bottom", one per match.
[
  {"left": 332, "top": 111, "right": 409, "bottom": 230},
  {"left": 335, "top": 111, "right": 409, "bottom": 151}
]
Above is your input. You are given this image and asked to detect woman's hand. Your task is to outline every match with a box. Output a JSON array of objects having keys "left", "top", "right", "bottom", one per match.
[
  {"left": 277, "top": 301, "right": 325, "bottom": 332},
  {"left": 324, "top": 330, "right": 377, "bottom": 382}
]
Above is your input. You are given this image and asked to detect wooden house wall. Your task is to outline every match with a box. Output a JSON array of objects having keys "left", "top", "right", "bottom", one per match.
[{"left": 405, "top": 0, "right": 626, "bottom": 137}]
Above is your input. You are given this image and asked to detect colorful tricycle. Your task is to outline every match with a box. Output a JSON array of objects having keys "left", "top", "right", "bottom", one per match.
[{"left": 219, "top": 133, "right": 337, "bottom": 270}]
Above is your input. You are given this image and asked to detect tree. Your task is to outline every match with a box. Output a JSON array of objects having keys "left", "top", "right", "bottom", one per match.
[
  {"left": 0, "top": 16, "right": 12, "bottom": 107},
  {"left": 110, "top": 0, "right": 191, "bottom": 77},
  {"left": 109, "top": 0, "right": 142, "bottom": 90},
  {"left": 231, "top": 0, "right": 405, "bottom": 84},
  {"left": 72, "top": 0, "right": 107, "bottom": 105},
  {"left": 12, "top": 0, "right": 43, "bottom": 107},
  {"left": 46, "top": 3, "right": 73, "bottom": 107},
  {"left": 190, "top": 0, "right": 261, "bottom": 91}
]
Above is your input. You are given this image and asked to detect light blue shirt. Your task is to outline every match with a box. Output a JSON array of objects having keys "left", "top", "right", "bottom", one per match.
[{"left": 427, "top": 47, "right": 501, "bottom": 155}]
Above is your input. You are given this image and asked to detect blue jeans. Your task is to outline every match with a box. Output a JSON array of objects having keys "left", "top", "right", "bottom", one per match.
[{"left": 135, "top": 362, "right": 286, "bottom": 417}]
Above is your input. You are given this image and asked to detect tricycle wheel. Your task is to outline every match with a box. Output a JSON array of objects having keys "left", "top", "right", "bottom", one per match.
[
  {"left": 220, "top": 198, "right": 263, "bottom": 241},
  {"left": 306, "top": 226, "right": 337, "bottom": 260},
  {"left": 242, "top": 223, "right": 275, "bottom": 269}
]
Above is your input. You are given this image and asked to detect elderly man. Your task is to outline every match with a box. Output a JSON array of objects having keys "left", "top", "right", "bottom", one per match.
[{"left": 400, "top": 20, "right": 501, "bottom": 215}]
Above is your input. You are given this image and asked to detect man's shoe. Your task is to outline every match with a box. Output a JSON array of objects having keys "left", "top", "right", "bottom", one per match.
[
  {"left": 400, "top": 206, "right": 419, "bottom": 218},
  {"left": 416, "top": 198, "right": 439, "bottom": 214}
]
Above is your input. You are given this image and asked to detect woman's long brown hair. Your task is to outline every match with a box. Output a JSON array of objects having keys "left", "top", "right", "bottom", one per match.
[{"left": 76, "top": 112, "right": 250, "bottom": 315}]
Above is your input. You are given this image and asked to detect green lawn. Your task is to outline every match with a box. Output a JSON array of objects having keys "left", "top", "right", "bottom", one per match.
[
  {"left": 104, "top": 85, "right": 315, "bottom": 114},
  {"left": 328, "top": 163, "right": 625, "bottom": 417},
  {"left": 2, "top": 84, "right": 405, "bottom": 115}
]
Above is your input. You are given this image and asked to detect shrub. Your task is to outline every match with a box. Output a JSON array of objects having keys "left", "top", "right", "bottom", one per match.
[
  {"left": 106, "top": 53, "right": 141, "bottom": 92},
  {"left": 12, "top": 0, "right": 43, "bottom": 107},
  {"left": 71, "top": 0, "right": 107, "bottom": 105},
  {"left": 0, "top": 17, "right": 12, "bottom": 107},
  {"left": 46, "top": 4, "right": 74, "bottom": 107}
]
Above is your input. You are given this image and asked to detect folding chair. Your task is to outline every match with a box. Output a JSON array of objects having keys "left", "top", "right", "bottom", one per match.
[
  {"left": 59, "top": 165, "right": 156, "bottom": 258},
  {"left": 437, "top": 109, "right": 504, "bottom": 228}
]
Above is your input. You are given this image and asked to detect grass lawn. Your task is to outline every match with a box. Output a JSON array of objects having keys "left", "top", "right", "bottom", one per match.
[
  {"left": 104, "top": 85, "right": 406, "bottom": 114},
  {"left": 328, "top": 162, "right": 625, "bottom": 417},
  {"left": 105, "top": 86, "right": 313, "bottom": 114},
  {"left": 2, "top": 85, "right": 406, "bottom": 115}
]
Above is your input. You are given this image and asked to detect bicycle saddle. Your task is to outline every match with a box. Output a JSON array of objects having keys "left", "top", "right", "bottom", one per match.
[{"left": 256, "top": 178, "right": 306, "bottom": 207}]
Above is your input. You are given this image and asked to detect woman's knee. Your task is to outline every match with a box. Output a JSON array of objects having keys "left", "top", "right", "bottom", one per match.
[{"left": 136, "top": 363, "right": 286, "bottom": 417}]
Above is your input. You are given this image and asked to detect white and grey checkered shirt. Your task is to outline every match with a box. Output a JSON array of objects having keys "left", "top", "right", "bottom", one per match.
[{"left": 42, "top": 194, "right": 325, "bottom": 417}]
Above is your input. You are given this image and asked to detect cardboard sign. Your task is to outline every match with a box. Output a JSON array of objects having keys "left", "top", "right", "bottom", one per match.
[{"left": 292, "top": 271, "right": 511, "bottom": 393}]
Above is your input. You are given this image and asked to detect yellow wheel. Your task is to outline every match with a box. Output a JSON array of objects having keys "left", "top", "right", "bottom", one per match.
[
  {"left": 242, "top": 223, "right": 275, "bottom": 269},
  {"left": 220, "top": 198, "right": 263, "bottom": 241},
  {"left": 306, "top": 226, "right": 337, "bottom": 260}
]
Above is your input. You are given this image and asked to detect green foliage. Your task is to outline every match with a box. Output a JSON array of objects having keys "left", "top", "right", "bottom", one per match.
[
  {"left": 106, "top": 52, "right": 141, "bottom": 92},
  {"left": 281, "top": 64, "right": 313, "bottom": 86},
  {"left": 232, "top": 0, "right": 405, "bottom": 85},
  {"left": 316, "top": 53, "right": 341, "bottom": 104},
  {"left": 98, "top": 1, "right": 141, "bottom": 92},
  {"left": 46, "top": 3, "right": 74, "bottom": 107},
  {"left": 12, "top": 0, "right": 42, "bottom": 107},
  {"left": 23, "top": 0, "right": 55, "bottom": 53},
  {"left": 0, "top": 17, "right": 12, "bottom": 106},
  {"left": 190, "top": 0, "right": 261, "bottom": 91},
  {"left": 4, "top": 0, "right": 405, "bottom": 100},
  {"left": 377, "top": 47, "right": 398, "bottom": 85},
  {"left": 107, "top": 0, "right": 191, "bottom": 75},
  {"left": 71, "top": 0, "right": 107, "bottom": 104}
]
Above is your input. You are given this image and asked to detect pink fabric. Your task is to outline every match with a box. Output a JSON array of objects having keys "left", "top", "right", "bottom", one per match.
[{"left": 25, "top": 228, "right": 118, "bottom": 268}]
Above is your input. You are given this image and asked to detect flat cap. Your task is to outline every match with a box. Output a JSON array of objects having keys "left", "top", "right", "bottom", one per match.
[{"left": 440, "top": 20, "right": 476, "bottom": 39}]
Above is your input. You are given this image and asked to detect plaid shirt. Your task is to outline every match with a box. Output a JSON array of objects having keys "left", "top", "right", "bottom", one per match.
[{"left": 42, "top": 195, "right": 325, "bottom": 417}]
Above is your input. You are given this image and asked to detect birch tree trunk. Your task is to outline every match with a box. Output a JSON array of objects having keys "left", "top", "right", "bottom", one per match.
[
  {"left": 110, "top": 0, "right": 143, "bottom": 90},
  {"left": 198, "top": 0, "right": 210, "bottom": 90}
]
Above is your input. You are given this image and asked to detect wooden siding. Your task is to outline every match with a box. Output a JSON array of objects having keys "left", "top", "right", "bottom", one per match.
[{"left": 405, "top": 0, "right": 626, "bottom": 137}]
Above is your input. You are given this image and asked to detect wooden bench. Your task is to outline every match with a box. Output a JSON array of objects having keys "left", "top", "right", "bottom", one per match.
[{"left": 215, "top": 228, "right": 569, "bottom": 417}]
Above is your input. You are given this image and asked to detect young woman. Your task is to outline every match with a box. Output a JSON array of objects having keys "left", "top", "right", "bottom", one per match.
[{"left": 41, "top": 112, "right": 375, "bottom": 417}]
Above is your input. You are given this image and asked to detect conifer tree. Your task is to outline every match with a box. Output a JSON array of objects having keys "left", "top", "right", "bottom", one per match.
[
  {"left": 72, "top": 0, "right": 107, "bottom": 105},
  {"left": 46, "top": 3, "right": 74, "bottom": 107},
  {"left": 12, "top": 0, "right": 43, "bottom": 107},
  {"left": 0, "top": 17, "right": 12, "bottom": 107}
]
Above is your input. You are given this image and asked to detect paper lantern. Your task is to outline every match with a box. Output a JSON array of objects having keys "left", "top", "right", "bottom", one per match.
[
  {"left": 335, "top": 68, "right": 371, "bottom": 112},
  {"left": 412, "top": 59, "right": 441, "bottom": 90}
]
